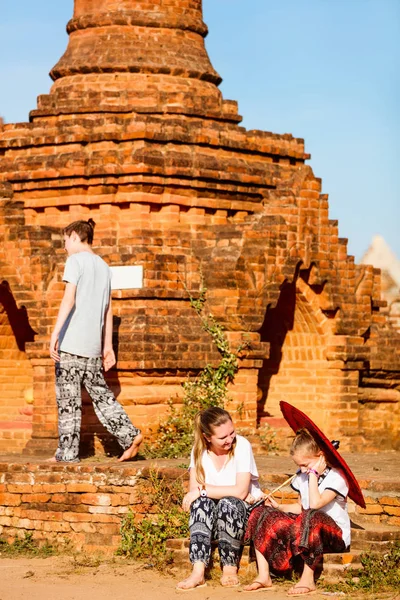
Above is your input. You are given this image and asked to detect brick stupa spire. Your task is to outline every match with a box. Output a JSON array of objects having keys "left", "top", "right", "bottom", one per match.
[
  {"left": 1, "top": 0, "right": 399, "bottom": 461},
  {"left": 33, "top": 0, "right": 241, "bottom": 122}
]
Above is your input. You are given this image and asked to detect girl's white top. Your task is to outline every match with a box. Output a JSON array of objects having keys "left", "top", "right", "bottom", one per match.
[
  {"left": 291, "top": 466, "right": 351, "bottom": 547},
  {"left": 189, "top": 434, "right": 263, "bottom": 500}
]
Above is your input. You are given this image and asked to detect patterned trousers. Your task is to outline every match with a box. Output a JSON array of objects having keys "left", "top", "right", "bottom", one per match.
[
  {"left": 189, "top": 496, "right": 250, "bottom": 567},
  {"left": 55, "top": 352, "right": 141, "bottom": 462}
]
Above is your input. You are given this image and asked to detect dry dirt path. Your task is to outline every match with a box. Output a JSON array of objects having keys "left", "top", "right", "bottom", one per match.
[{"left": 0, "top": 556, "right": 360, "bottom": 600}]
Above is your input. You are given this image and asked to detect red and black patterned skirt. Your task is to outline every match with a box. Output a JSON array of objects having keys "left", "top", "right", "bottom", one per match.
[{"left": 245, "top": 506, "right": 346, "bottom": 572}]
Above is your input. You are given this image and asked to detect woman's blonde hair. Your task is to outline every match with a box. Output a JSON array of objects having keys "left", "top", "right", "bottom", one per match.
[
  {"left": 193, "top": 407, "right": 236, "bottom": 486},
  {"left": 290, "top": 428, "right": 321, "bottom": 457}
]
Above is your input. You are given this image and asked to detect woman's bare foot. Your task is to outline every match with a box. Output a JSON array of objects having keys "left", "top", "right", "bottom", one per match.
[
  {"left": 176, "top": 563, "right": 207, "bottom": 591},
  {"left": 118, "top": 433, "right": 143, "bottom": 462},
  {"left": 45, "top": 456, "right": 57, "bottom": 463},
  {"left": 221, "top": 565, "right": 240, "bottom": 587},
  {"left": 176, "top": 574, "right": 207, "bottom": 591}
]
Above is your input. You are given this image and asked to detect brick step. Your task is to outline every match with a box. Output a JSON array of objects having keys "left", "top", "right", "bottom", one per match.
[
  {"left": 352, "top": 538, "right": 398, "bottom": 551},
  {"left": 167, "top": 540, "right": 365, "bottom": 577},
  {"left": 351, "top": 521, "right": 400, "bottom": 540},
  {"left": 324, "top": 551, "right": 361, "bottom": 565},
  {"left": 322, "top": 561, "right": 362, "bottom": 578},
  {"left": 167, "top": 526, "right": 399, "bottom": 575}
]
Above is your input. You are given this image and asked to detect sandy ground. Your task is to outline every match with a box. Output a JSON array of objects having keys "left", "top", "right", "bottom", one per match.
[
  {"left": 0, "top": 555, "right": 333, "bottom": 600},
  {"left": 0, "top": 556, "right": 398, "bottom": 600}
]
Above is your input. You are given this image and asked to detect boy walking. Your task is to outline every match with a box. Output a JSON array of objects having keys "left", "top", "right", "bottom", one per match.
[{"left": 49, "top": 219, "right": 142, "bottom": 462}]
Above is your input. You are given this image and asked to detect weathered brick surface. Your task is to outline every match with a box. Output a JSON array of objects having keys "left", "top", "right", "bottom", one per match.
[
  {"left": 0, "top": 459, "right": 399, "bottom": 555},
  {"left": 0, "top": 0, "right": 399, "bottom": 454}
]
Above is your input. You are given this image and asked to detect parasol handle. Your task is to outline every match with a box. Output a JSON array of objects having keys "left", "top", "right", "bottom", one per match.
[{"left": 265, "top": 473, "right": 296, "bottom": 498}]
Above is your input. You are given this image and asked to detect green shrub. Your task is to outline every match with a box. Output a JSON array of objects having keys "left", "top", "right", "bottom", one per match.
[
  {"left": 118, "top": 469, "right": 188, "bottom": 569},
  {"left": 143, "top": 280, "right": 250, "bottom": 459},
  {"left": 0, "top": 532, "right": 56, "bottom": 557},
  {"left": 324, "top": 542, "right": 400, "bottom": 595}
]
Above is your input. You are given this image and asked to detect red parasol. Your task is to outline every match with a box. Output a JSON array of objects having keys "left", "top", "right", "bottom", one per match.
[{"left": 280, "top": 401, "right": 366, "bottom": 508}]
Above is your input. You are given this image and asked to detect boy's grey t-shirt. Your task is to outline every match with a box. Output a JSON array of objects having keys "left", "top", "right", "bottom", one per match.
[{"left": 59, "top": 252, "right": 111, "bottom": 358}]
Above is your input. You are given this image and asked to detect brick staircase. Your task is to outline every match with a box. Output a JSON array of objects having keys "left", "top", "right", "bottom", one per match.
[
  {"left": 166, "top": 454, "right": 400, "bottom": 580},
  {"left": 322, "top": 519, "right": 400, "bottom": 579},
  {"left": 167, "top": 519, "right": 400, "bottom": 579}
]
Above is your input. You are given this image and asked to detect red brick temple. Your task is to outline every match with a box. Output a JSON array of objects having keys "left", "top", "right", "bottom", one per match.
[{"left": 1, "top": 0, "right": 399, "bottom": 456}]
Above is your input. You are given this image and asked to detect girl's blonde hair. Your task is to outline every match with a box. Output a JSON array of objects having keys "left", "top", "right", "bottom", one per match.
[
  {"left": 193, "top": 407, "right": 236, "bottom": 486},
  {"left": 290, "top": 428, "right": 321, "bottom": 457}
]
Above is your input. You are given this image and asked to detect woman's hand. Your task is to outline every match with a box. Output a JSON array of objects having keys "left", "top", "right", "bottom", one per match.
[
  {"left": 182, "top": 489, "right": 200, "bottom": 512},
  {"left": 244, "top": 493, "right": 255, "bottom": 505}
]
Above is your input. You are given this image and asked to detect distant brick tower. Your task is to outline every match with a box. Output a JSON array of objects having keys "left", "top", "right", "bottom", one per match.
[{"left": 0, "top": 0, "right": 399, "bottom": 455}]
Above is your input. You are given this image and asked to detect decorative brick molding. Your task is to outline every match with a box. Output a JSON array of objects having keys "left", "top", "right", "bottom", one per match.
[{"left": 0, "top": 0, "right": 399, "bottom": 454}]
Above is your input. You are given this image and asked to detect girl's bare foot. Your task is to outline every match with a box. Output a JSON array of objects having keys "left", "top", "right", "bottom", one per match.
[
  {"left": 243, "top": 578, "right": 273, "bottom": 592},
  {"left": 45, "top": 457, "right": 57, "bottom": 463},
  {"left": 118, "top": 433, "right": 143, "bottom": 462},
  {"left": 287, "top": 584, "right": 317, "bottom": 596}
]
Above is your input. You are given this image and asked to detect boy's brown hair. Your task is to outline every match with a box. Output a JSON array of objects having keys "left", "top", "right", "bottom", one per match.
[{"left": 63, "top": 219, "right": 96, "bottom": 244}]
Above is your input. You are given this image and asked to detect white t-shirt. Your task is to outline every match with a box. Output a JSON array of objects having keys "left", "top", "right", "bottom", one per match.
[
  {"left": 189, "top": 434, "right": 263, "bottom": 500},
  {"left": 59, "top": 252, "right": 111, "bottom": 358},
  {"left": 291, "top": 467, "right": 351, "bottom": 547}
]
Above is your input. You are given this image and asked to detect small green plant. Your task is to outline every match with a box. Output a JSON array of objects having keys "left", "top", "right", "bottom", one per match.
[
  {"left": 258, "top": 423, "right": 279, "bottom": 454},
  {"left": 118, "top": 468, "right": 189, "bottom": 570},
  {"left": 0, "top": 532, "right": 56, "bottom": 557},
  {"left": 143, "top": 278, "right": 250, "bottom": 458},
  {"left": 323, "top": 543, "right": 400, "bottom": 595}
]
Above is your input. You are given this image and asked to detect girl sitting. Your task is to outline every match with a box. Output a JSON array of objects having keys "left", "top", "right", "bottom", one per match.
[{"left": 244, "top": 428, "right": 350, "bottom": 596}]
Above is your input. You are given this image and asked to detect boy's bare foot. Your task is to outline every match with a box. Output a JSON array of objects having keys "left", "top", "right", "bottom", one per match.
[
  {"left": 176, "top": 575, "right": 207, "bottom": 591},
  {"left": 118, "top": 433, "right": 143, "bottom": 462}
]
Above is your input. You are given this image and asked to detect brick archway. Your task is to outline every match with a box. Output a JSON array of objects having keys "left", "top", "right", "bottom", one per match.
[
  {"left": 0, "top": 299, "right": 33, "bottom": 452},
  {"left": 257, "top": 275, "right": 344, "bottom": 440}
]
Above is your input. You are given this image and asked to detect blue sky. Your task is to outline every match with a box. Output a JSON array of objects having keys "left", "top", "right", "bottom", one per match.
[{"left": 1, "top": 0, "right": 398, "bottom": 261}]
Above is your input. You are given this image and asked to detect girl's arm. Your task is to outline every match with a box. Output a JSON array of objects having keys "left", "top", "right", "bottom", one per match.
[
  {"left": 308, "top": 455, "right": 336, "bottom": 509},
  {"left": 50, "top": 282, "right": 76, "bottom": 362},
  {"left": 265, "top": 495, "right": 302, "bottom": 514},
  {"left": 308, "top": 473, "right": 336, "bottom": 509}
]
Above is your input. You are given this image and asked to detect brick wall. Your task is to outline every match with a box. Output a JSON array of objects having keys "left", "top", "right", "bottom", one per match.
[
  {"left": 0, "top": 288, "right": 33, "bottom": 453},
  {"left": 0, "top": 462, "right": 398, "bottom": 555},
  {"left": 0, "top": 0, "right": 399, "bottom": 455}
]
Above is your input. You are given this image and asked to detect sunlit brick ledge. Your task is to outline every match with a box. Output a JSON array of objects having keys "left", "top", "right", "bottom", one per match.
[{"left": 0, "top": 454, "right": 399, "bottom": 556}]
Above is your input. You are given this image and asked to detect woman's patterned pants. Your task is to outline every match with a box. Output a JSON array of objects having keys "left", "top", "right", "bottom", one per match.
[
  {"left": 55, "top": 352, "right": 141, "bottom": 462},
  {"left": 189, "top": 496, "right": 249, "bottom": 567}
]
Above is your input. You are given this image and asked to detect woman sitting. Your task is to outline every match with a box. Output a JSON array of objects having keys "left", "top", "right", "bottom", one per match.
[{"left": 177, "top": 407, "right": 263, "bottom": 591}]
